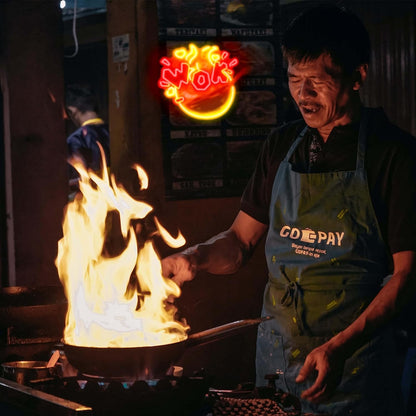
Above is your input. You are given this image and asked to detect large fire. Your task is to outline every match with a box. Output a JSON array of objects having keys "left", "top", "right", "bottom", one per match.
[{"left": 56, "top": 152, "right": 189, "bottom": 348}]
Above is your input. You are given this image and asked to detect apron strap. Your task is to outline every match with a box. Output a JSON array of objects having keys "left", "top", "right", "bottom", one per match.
[
  {"left": 283, "top": 108, "right": 372, "bottom": 171},
  {"left": 283, "top": 126, "right": 308, "bottom": 162},
  {"left": 356, "top": 108, "right": 371, "bottom": 171},
  {"left": 278, "top": 266, "right": 312, "bottom": 336}
]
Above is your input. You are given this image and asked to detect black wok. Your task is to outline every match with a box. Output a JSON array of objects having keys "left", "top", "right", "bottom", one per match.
[{"left": 63, "top": 316, "right": 271, "bottom": 379}]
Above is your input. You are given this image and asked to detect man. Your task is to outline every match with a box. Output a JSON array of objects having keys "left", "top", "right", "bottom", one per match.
[
  {"left": 65, "top": 84, "right": 110, "bottom": 197},
  {"left": 161, "top": 5, "right": 416, "bottom": 415}
]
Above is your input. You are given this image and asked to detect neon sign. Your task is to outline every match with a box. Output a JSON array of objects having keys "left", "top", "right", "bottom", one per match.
[{"left": 158, "top": 43, "right": 239, "bottom": 120}]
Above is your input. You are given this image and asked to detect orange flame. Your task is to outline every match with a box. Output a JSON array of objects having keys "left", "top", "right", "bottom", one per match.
[
  {"left": 56, "top": 150, "right": 188, "bottom": 347},
  {"left": 158, "top": 43, "right": 239, "bottom": 120}
]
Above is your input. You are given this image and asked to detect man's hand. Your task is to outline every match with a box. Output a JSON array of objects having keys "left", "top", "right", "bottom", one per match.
[
  {"left": 161, "top": 253, "right": 197, "bottom": 287},
  {"left": 161, "top": 211, "right": 267, "bottom": 285},
  {"left": 295, "top": 342, "right": 345, "bottom": 403}
]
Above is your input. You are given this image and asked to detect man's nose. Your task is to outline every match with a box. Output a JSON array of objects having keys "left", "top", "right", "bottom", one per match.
[{"left": 298, "top": 79, "right": 317, "bottom": 99}]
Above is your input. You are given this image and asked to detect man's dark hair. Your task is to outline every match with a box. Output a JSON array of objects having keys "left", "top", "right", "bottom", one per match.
[
  {"left": 281, "top": 4, "right": 371, "bottom": 75},
  {"left": 65, "top": 84, "right": 99, "bottom": 113}
]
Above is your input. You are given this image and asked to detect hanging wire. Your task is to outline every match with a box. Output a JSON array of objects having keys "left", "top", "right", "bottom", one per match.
[{"left": 64, "top": 0, "right": 79, "bottom": 58}]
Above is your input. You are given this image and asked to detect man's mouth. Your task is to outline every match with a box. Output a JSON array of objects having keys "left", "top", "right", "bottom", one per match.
[{"left": 300, "top": 104, "right": 320, "bottom": 114}]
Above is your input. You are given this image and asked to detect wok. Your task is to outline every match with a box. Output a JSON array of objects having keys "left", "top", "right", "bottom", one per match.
[{"left": 64, "top": 316, "right": 271, "bottom": 379}]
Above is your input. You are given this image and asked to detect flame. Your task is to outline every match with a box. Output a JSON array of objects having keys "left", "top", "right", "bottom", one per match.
[
  {"left": 56, "top": 149, "right": 189, "bottom": 347},
  {"left": 158, "top": 43, "right": 239, "bottom": 120}
]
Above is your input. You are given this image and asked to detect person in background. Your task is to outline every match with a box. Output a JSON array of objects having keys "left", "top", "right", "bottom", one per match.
[
  {"left": 65, "top": 84, "right": 110, "bottom": 199},
  {"left": 161, "top": 4, "right": 416, "bottom": 415}
]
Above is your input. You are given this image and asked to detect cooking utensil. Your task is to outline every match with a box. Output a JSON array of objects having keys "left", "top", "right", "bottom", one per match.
[
  {"left": 64, "top": 316, "right": 271, "bottom": 379},
  {"left": 47, "top": 350, "right": 61, "bottom": 368},
  {"left": 1, "top": 361, "right": 55, "bottom": 384}
]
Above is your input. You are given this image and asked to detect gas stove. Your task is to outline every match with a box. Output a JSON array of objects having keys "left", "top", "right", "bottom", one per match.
[
  {"left": 0, "top": 346, "right": 320, "bottom": 416},
  {"left": 0, "top": 368, "right": 320, "bottom": 416}
]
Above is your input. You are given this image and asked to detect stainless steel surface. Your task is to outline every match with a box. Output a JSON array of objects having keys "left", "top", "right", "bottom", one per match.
[
  {"left": 0, "top": 376, "right": 92, "bottom": 415},
  {"left": 1, "top": 360, "right": 53, "bottom": 384}
]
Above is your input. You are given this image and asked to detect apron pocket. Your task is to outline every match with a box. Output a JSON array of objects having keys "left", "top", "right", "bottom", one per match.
[
  {"left": 303, "top": 288, "right": 375, "bottom": 336},
  {"left": 255, "top": 319, "right": 287, "bottom": 391}
]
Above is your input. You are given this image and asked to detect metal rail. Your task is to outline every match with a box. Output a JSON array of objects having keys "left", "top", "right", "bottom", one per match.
[{"left": 0, "top": 376, "right": 92, "bottom": 415}]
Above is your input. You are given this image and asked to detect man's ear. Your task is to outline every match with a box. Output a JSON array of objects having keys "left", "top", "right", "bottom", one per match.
[{"left": 353, "top": 64, "right": 368, "bottom": 90}]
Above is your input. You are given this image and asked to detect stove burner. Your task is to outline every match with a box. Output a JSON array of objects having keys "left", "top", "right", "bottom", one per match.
[
  {"left": 0, "top": 370, "right": 213, "bottom": 416},
  {"left": 79, "top": 364, "right": 184, "bottom": 383}
]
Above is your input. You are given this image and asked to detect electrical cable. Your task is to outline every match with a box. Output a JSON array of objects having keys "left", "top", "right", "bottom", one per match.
[{"left": 64, "top": 0, "right": 79, "bottom": 58}]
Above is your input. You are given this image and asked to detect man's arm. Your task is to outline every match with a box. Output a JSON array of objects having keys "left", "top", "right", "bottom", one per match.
[
  {"left": 161, "top": 210, "right": 268, "bottom": 287},
  {"left": 296, "top": 250, "right": 416, "bottom": 402}
]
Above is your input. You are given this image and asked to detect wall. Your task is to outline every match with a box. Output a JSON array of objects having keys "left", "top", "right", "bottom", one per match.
[
  {"left": 353, "top": 0, "right": 416, "bottom": 135},
  {"left": 0, "top": 1, "right": 68, "bottom": 287}
]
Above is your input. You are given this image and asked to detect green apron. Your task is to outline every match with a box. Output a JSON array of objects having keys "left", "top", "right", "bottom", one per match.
[{"left": 256, "top": 109, "right": 404, "bottom": 415}]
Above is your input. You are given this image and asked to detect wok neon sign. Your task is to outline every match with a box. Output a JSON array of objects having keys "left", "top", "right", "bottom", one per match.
[{"left": 158, "top": 43, "right": 239, "bottom": 120}]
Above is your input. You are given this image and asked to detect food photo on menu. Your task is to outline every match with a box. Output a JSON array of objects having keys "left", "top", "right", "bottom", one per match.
[
  {"left": 222, "top": 41, "right": 276, "bottom": 77},
  {"left": 169, "top": 141, "right": 224, "bottom": 187},
  {"left": 225, "top": 90, "right": 277, "bottom": 126},
  {"left": 160, "top": 0, "right": 216, "bottom": 27},
  {"left": 220, "top": 0, "right": 274, "bottom": 26}
]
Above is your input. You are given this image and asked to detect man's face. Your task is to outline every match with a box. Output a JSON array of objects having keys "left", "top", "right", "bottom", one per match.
[
  {"left": 66, "top": 105, "right": 81, "bottom": 126},
  {"left": 287, "top": 53, "right": 355, "bottom": 133}
]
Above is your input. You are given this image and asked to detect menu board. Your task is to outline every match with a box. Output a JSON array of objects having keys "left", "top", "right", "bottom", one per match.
[{"left": 157, "top": 0, "right": 281, "bottom": 199}]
